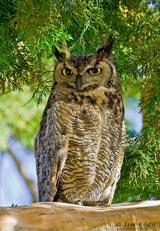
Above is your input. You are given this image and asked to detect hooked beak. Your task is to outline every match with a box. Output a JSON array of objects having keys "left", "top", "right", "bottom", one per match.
[{"left": 76, "top": 74, "right": 83, "bottom": 91}]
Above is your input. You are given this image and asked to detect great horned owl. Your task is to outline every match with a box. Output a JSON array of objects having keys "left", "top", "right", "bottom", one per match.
[{"left": 35, "top": 38, "right": 125, "bottom": 206}]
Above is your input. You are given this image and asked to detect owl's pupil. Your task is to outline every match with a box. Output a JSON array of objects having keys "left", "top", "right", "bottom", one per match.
[
  {"left": 66, "top": 69, "right": 72, "bottom": 76},
  {"left": 62, "top": 68, "right": 72, "bottom": 76},
  {"left": 88, "top": 67, "right": 101, "bottom": 75},
  {"left": 91, "top": 68, "right": 98, "bottom": 74}
]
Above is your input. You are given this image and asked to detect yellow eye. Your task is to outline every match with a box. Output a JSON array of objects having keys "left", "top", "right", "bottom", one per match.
[
  {"left": 62, "top": 68, "right": 73, "bottom": 77},
  {"left": 88, "top": 67, "right": 102, "bottom": 75}
]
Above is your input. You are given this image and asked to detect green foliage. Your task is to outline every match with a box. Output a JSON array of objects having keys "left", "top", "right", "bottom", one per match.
[
  {"left": 114, "top": 127, "right": 160, "bottom": 202},
  {"left": 1, "top": 0, "right": 159, "bottom": 96},
  {"left": 0, "top": 0, "right": 160, "bottom": 202},
  {"left": 0, "top": 88, "right": 44, "bottom": 150}
]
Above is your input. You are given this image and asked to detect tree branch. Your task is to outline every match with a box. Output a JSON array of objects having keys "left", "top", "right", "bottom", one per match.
[{"left": 0, "top": 201, "right": 160, "bottom": 231}]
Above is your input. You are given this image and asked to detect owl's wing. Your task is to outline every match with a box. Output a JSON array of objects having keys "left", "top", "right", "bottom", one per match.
[{"left": 34, "top": 85, "right": 67, "bottom": 202}]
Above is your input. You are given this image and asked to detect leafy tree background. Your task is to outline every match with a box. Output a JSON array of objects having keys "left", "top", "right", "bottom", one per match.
[{"left": 0, "top": 0, "right": 159, "bottom": 205}]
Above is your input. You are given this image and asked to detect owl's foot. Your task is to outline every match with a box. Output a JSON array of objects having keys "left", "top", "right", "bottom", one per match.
[
  {"left": 69, "top": 200, "right": 84, "bottom": 206},
  {"left": 83, "top": 201, "right": 98, "bottom": 206},
  {"left": 77, "top": 200, "right": 84, "bottom": 206},
  {"left": 11, "top": 203, "right": 18, "bottom": 207},
  {"left": 83, "top": 200, "right": 110, "bottom": 207},
  {"left": 96, "top": 201, "right": 110, "bottom": 207},
  {"left": 60, "top": 198, "right": 84, "bottom": 206}
]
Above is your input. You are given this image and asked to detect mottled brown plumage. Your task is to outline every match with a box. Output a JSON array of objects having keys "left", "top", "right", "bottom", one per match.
[{"left": 35, "top": 38, "right": 125, "bottom": 206}]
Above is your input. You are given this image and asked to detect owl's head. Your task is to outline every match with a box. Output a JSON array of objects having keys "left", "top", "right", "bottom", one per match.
[{"left": 53, "top": 37, "right": 117, "bottom": 92}]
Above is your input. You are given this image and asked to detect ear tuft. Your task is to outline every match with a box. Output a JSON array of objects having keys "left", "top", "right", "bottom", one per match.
[
  {"left": 97, "top": 35, "right": 114, "bottom": 58},
  {"left": 52, "top": 47, "right": 66, "bottom": 61}
]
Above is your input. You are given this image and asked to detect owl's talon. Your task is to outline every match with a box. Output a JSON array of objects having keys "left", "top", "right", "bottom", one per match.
[
  {"left": 78, "top": 201, "right": 84, "bottom": 206},
  {"left": 11, "top": 203, "right": 18, "bottom": 207}
]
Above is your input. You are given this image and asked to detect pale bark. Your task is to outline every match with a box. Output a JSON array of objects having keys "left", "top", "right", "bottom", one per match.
[{"left": 0, "top": 201, "right": 160, "bottom": 231}]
